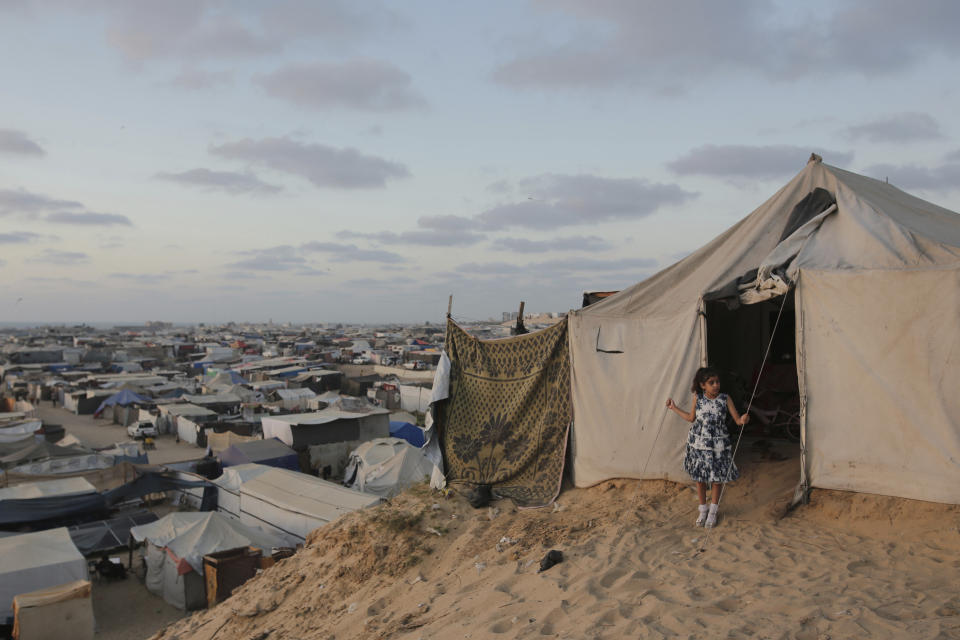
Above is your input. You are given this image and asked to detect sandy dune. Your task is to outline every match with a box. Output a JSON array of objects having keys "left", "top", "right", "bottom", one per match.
[{"left": 150, "top": 441, "right": 960, "bottom": 640}]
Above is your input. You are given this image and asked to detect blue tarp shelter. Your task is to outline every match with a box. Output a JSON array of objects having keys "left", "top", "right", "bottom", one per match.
[
  {"left": 389, "top": 421, "right": 425, "bottom": 448},
  {"left": 219, "top": 438, "right": 300, "bottom": 472},
  {"left": 94, "top": 389, "right": 150, "bottom": 417},
  {"left": 225, "top": 370, "right": 247, "bottom": 384}
]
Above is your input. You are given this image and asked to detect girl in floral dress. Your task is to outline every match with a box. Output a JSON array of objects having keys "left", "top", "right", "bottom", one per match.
[{"left": 666, "top": 367, "right": 748, "bottom": 528}]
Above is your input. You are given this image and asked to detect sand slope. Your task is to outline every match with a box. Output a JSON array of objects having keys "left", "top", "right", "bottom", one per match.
[{"left": 151, "top": 443, "right": 960, "bottom": 640}]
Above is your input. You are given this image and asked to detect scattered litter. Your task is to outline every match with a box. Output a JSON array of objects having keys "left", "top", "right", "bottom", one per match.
[
  {"left": 451, "top": 514, "right": 458, "bottom": 519},
  {"left": 488, "top": 507, "right": 500, "bottom": 521},
  {"left": 426, "top": 526, "right": 444, "bottom": 537},
  {"left": 538, "top": 550, "right": 563, "bottom": 573},
  {"left": 431, "top": 503, "right": 441, "bottom": 511},
  {"left": 523, "top": 559, "right": 536, "bottom": 569},
  {"left": 511, "top": 616, "right": 518, "bottom": 623},
  {"left": 496, "top": 536, "right": 518, "bottom": 552},
  {"left": 671, "top": 551, "right": 683, "bottom": 555},
  {"left": 408, "top": 575, "right": 424, "bottom": 585},
  {"left": 552, "top": 502, "right": 563, "bottom": 513},
  {"left": 690, "top": 538, "right": 700, "bottom": 544},
  {"left": 347, "top": 602, "right": 357, "bottom": 614},
  {"left": 475, "top": 562, "right": 486, "bottom": 574},
  {"left": 418, "top": 603, "right": 426, "bottom": 608}
]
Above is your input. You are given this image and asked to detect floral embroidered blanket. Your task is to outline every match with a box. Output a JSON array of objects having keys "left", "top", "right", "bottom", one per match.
[{"left": 436, "top": 318, "right": 570, "bottom": 507}]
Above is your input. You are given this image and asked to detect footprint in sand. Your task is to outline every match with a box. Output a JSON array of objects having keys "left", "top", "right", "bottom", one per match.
[
  {"left": 490, "top": 619, "right": 513, "bottom": 634},
  {"left": 711, "top": 597, "right": 741, "bottom": 612},
  {"left": 846, "top": 560, "right": 872, "bottom": 576},
  {"left": 599, "top": 567, "right": 628, "bottom": 589},
  {"left": 366, "top": 597, "right": 387, "bottom": 616}
]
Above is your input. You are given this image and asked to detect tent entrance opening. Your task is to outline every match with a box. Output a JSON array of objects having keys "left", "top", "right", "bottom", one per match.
[{"left": 705, "top": 292, "right": 800, "bottom": 442}]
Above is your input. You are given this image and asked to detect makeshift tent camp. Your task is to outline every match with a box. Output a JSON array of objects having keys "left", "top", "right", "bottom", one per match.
[
  {"left": 130, "top": 512, "right": 284, "bottom": 610},
  {"left": 568, "top": 157, "right": 960, "bottom": 505},
  {"left": 344, "top": 438, "right": 436, "bottom": 498},
  {"left": 220, "top": 438, "right": 300, "bottom": 472},
  {"left": 0, "top": 528, "right": 87, "bottom": 621},
  {"left": 93, "top": 389, "right": 149, "bottom": 417}
]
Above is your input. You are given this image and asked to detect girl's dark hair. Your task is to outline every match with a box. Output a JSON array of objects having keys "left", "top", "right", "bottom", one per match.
[{"left": 691, "top": 366, "right": 719, "bottom": 395}]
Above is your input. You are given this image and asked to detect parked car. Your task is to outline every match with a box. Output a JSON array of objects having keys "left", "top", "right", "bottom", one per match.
[{"left": 127, "top": 421, "right": 158, "bottom": 439}]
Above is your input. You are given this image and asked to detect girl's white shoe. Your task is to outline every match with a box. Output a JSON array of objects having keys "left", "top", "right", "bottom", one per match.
[
  {"left": 705, "top": 504, "right": 719, "bottom": 528},
  {"left": 695, "top": 504, "right": 709, "bottom": 527}
]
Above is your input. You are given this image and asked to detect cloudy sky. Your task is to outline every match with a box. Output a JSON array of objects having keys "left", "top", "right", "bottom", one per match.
[{"left": 2, "top": 1, "right": 959, "bottom": 324}]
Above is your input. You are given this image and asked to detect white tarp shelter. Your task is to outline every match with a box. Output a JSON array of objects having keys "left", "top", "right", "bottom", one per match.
[
  {"left": 344, "top": 438, "right": 436, "bottom": 498},
  {"left": 130, "top": 512, "right": 285, "bottom": 611},
  {"left": 0, "top": 477, "right": 97, "bottom": 501},
  {"left": 569, "top": 158, "right": 960, "bottom": 505},
  {"left": 212, "top": 463, "right": 274, "bottom": 519},
  {"left": 238, "top": 467, "right": 381, "bottom": 545},
  {"left": 0, "top": 528, "right": 87, "bottom": 620}
]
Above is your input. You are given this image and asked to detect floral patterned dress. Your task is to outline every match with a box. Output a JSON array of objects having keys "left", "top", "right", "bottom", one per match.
[{"left": 682, "top": 392, "right": 740, "bottom": 483}]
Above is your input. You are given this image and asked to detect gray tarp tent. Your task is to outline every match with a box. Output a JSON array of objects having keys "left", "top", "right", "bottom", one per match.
[{"left": 569, "top": 157, "right": 960, "bottom": 505}]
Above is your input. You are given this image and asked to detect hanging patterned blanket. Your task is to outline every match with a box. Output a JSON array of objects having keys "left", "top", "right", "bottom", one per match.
[{"left": 436, "top": 317, "right": 571, "bottom": 507}]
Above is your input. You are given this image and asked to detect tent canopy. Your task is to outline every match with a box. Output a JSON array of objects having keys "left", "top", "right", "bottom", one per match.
[
  {"left": 389, "top": 421, "right": 425, "bottom": 448},
  {"left": 220, "top": 438, "right": 300, "bottom": 472},
  {"left": 345, "top": 437, "right": 435, "bottom": 498},
  {"left": 94, "top": 389, "right": 149, "bottom": 416},
  {"left": 0, "top": 528, "right": 86, "bottom": 619},
  {"left": 130, "top": 511, "right": 284, "bottom": 574},
  {"left": 569, "top": 158, "right": 960, "bottom": 504}
]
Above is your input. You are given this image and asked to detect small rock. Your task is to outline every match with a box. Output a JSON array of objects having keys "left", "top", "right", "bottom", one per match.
[
  {"left": 347, "top": 602, "right": 357, "bottom": 614},
  {"left": 487, "top": 506, "right": 500, "bottom": 521}
]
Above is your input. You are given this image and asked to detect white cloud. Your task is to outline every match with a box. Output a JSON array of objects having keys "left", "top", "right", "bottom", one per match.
[
  {"left": 476, "top": 174, "right": 696, "bottom": 230},
  {"left": 0, "top": 129, "right": 44, "bottom": 155},
  {"left": 0, "top": 189, "right": 82, "bottom": 216},
  {"left": 493, "top": 1, "right": 960, "bottom": 91},
  {"left": 668, "top": 145, "right": 853, "bottom": 180},
  {"left": 491, "top": 235, "right": 613, "bottom": 253},
  {"left": 156, "top": 168, "right": 281, "bottom": 194},
  {"left": 27, "top": 249, "right": 89, "bottom": 265},
  {"left": 46, "top": 211, "right": 133, "bottom": 226},
  {"left": 842, "top": 112, "right": 944, "bottom": 143},
  {"left": 257, "top": 59, "right": 426, "bottom": 112},
  {"left": 210, "top": 137, "right": 410, "bottom": 189}
]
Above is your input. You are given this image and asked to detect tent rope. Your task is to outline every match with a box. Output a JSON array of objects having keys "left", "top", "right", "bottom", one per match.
[{"left": 694, "top": 291, "right": 791, "bottom": 555}]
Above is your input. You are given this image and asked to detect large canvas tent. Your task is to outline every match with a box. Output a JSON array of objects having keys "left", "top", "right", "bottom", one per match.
[{"left": 569, "top": 157, "right": 960, "bottom": 505}]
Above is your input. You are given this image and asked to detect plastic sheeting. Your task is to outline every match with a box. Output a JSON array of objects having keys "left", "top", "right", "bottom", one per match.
[
  {"left": 0, "top": 528, "right": 86, "bottom": 620},
  {"left": 345, "top": 438, "right": 436, "bottom": 498},
  {"left": 131, "top": 511, "right": 284, "bottom": 574}
]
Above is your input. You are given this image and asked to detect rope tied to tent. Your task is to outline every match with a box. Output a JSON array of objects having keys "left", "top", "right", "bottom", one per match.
[{"left": 693, "top": 290, "right": 792, "bottom": 556}]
